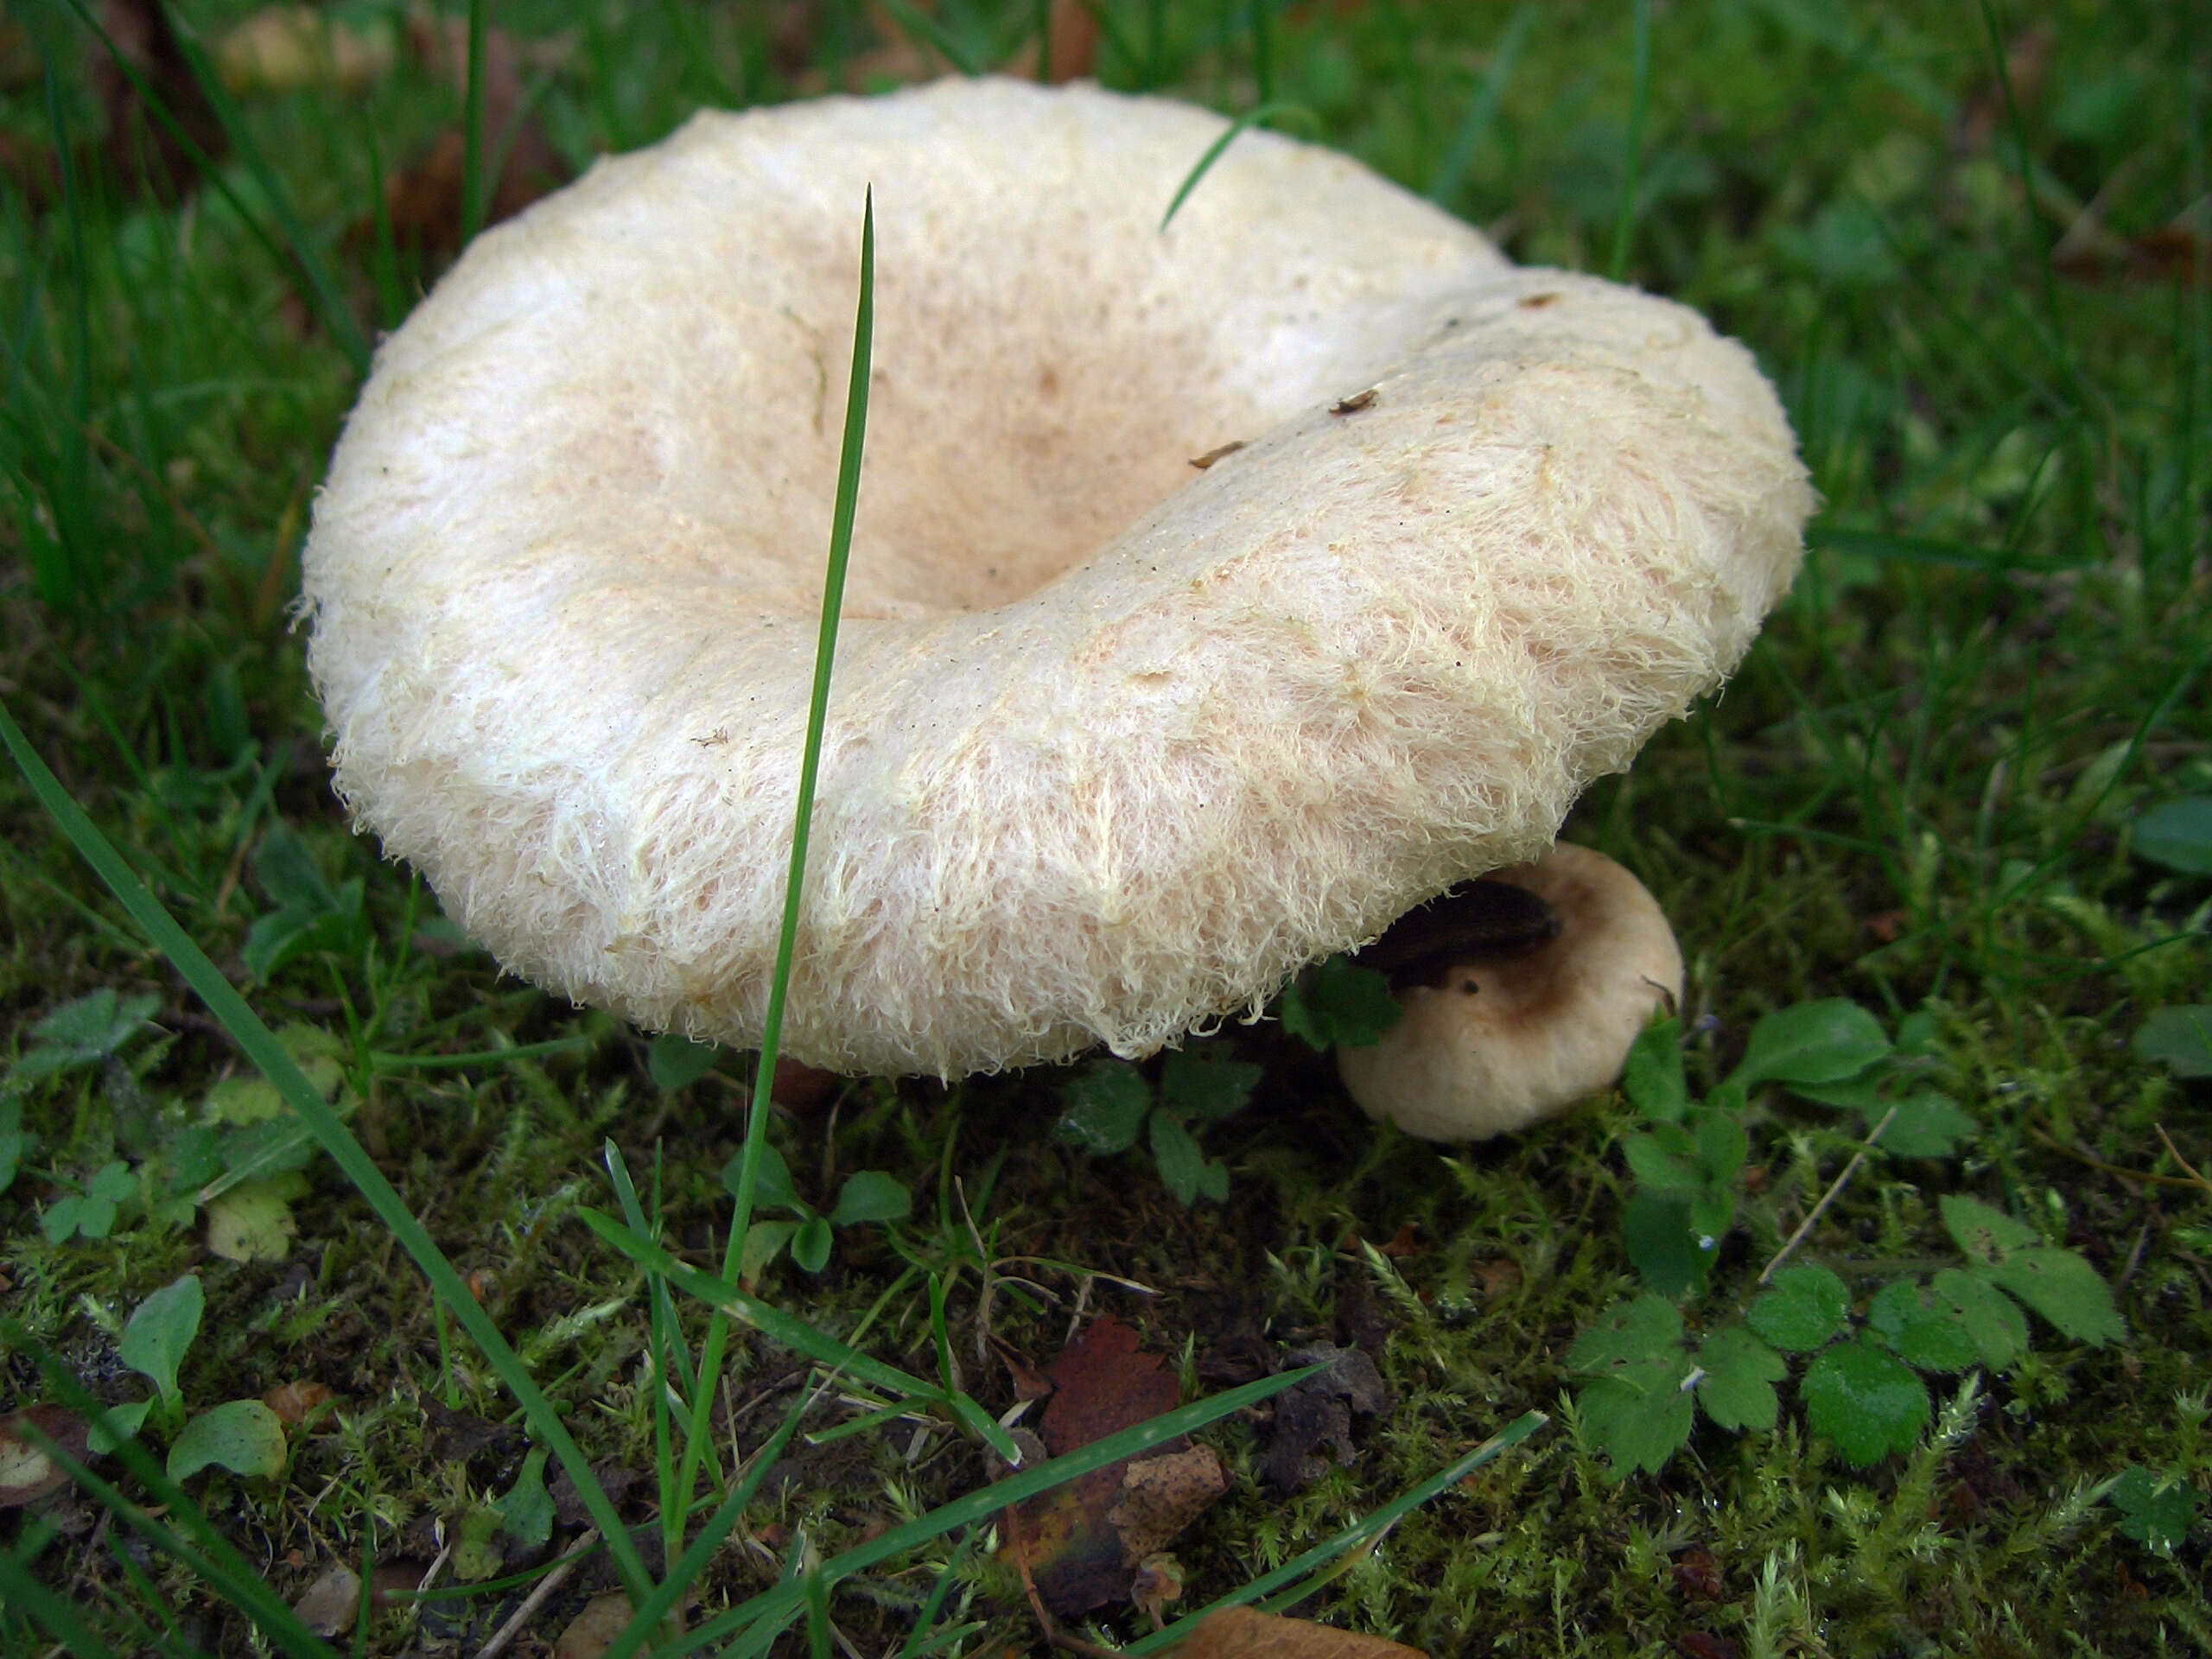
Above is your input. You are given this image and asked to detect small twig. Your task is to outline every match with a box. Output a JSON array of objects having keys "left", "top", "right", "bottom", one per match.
[
  {"left": 2026, "top": 1123, "right": 2211, "bottom": 1191},
  {"left": 473, "top": 1529, "right": 601, "bottom": 1659},
  {"left": 1759, "top": 1104, "right": 1896, "bottom": 1286},
  {"left": 2156, "top": 1124, "right": 2212, "bottom": 1196}
]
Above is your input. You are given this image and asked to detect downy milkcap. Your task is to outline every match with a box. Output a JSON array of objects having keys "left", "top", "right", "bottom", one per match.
[
  {"left": 302, "top": 79, "right": 1811, "bottom": 1078},
  {"left": 1337, "top": 843, "right": 1683, "bottom": 1141}
]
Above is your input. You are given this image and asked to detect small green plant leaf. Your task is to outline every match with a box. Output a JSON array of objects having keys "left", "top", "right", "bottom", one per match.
[
  {"left": 647, "top": 1033, "right": 721, "bottom": 1091},
  {"left": 41, "top": 1160, "right": 137, "bottom": 1243},
  {"left": 1194, "top": 1157, "right": 1230, "bottom": 1203},
  {"left": 1879, "top": 1092, "right": 1979, "bottom": 1157},
  {"left": 1939, "top": 1196, "right": 2123, "bottom": 1344},
  {"left": 1621, "top": 1128, "right": 1700, "bottom": 1194},
  {"left": 7, "top": 988, "right": 162, "bottom": 1084},
  {"left": 1978, "top": 1251, "right": 2125, "bottom": 1347},
  {"left": 1159, "top": 1047, "right": 1261, "bottom": 1121},
  {"left": 243, "top": 826, "right": 365, "bottom": 982},
  {"left": 203, "top": 1177, "right": 301, "bottom": 1263},
  {"left": 118, "top": 1274, "right": 205, "bottom": 1407},
  {"left": 741, "top": 1219, "right": 801, "bottom": 1282},
  {"left": 1622, "top": 1018, "right": 1688, "bottom": 1122},
  {"left": 1938, "top": 1194, "right": 2038, "bottom": 1261},
  {"left": 1729, "top": 1000, "right": 1891, "bottom": 1091},
  {"left": 451, "top": 1504, "right": 505, "bottom": 1582},
  {"left": 0, "top": 1101, "right": 26, "bottom": 1196},
  {"left": 497, "top": 1447, "right": 556, "bottom": 1551},
  {"left": 167, "top": 1399, "right": 286, "bottom": 1482},
  {"left": 86, "top": 1399, "right": 151, "bottom": 1456},
  {"left": 724, "top": 1141, "right": 804, "bottom": 1216},
  {"left": 2133, "top": 1007, "right": 2212, "bottom": 1078},
  {"left": 828, "top": 1171, "right": 912, "bottom": 1228},
  {"left": 1276, "top": 957, "right": 1402, "bottom": 1050},
  {"left": 1579, "top": 1355, "right": 1696, "bottom": 1476},
  {"left": 791, "top": 1214, "right": 836, "bottom": 1274},
  {"left": 1147, "top": 1113, "right": 1210, "bottom": 1207},
  {"left": 1746, "top": 1265, "right": 1851, "bottom": 1353},
  {"left": 1693, "top": 1111, "right": 1748, "bottom": 1183},
  {"left": 2132, "top": 797, "right": 2212, "bottom": 874},
  {"left": 1867, "top": 1279, "right": 1980, "bottom": 1372},
  {"left": 1621, "top": 1189, "right": 1709, "bottom": 1299},
  {"left": 1927, "top": 1268, "right": 2030, "bottom": 1370},
  {"left": 1054, "top": 1060, "right": 1152, "bottom": 1154},
  {"left": 1567, "top": 1294, "right": 1683, "bottom": 1374},
  {"left": 1694, "top": 1325, "right": 1786, "bottom": 1433},
  {"left": 1802, "top": 1335, "right": 1929, "bottom": 1466},
  {"left": 2103, "top": 1467, "right": 2202, "bottom": 1553}
]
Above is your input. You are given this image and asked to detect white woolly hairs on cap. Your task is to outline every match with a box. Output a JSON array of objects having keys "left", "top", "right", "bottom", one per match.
[{"left": 302, "top": 78, "right": 1814, "bottom": 1078}]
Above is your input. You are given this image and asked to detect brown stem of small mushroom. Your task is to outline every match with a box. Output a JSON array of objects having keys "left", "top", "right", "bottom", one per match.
[{"left": 1758, "top": 1104, "right": 1895, "bottom": 1287}]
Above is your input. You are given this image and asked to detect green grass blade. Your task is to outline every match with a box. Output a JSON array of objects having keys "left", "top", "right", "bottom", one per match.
[
  {"left": 0, "top": 1540, "right": 129, "bottom": 1655},
  {"left": 677, "top": 185, "right": 877, "bottom": 1558},
  {"left": 1802, "top": 525, "right": 2085, "bottom": 578},
  {"left": 1608, "top": 0, "right": 1652, "bottom": 279},
  {"left": 461, "top": 0, "right": 490, "bottom": 245},
  {"left": 0, "top": 697, "right": 656, "bottom": 1608},
  {"left": 1427, "top": 5, "right": 1533, "bottom": 207},
  {"left": 594, "top": 1382, "right": 818, "bottom": 1659},
  {"left": 1126, "top": 1410, "right": 1549, "bottom": 1649},
  {"left": 58, "top": 0, "right": 371, "bottom": 378},
  {"left": 1160, "top": 101, "right": 1319, "bottom": 231},
  {"left": 877, "top": 0, "right": 982, "bottom": 75}
]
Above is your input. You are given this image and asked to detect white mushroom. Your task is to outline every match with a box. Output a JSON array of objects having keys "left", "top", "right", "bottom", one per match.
[
  {"left": 301, "top": 79, "right": 1809, "bottom": 1078},
  {"left": 1336, "top": 843, "right": 1684, "bottom": 1141}
]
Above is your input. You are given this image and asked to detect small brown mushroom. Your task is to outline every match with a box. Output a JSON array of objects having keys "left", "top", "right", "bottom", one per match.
[{"left": 1337, "top": 843, "right": 1682, "bottom": 1141}]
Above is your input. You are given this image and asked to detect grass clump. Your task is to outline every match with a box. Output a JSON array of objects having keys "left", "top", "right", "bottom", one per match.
[{"left": 3, "top": 1, "right": 2210, "bottom": 1654}]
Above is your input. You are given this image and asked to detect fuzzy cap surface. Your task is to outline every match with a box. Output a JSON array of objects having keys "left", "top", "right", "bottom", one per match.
[{"left": 302, "top": 77, "right": 1814, "bottom": 1077}]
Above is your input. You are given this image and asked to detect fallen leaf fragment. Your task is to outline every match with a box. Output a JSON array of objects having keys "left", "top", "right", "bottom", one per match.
[
  {"left": 1262, "top": 1344, "right": 1392, "bottom": 1493},
  {"left": 290, "top": 1565, "right": 362, "bottom": 1637},
  {"left": 554, "top": 1591, "right": 635, "bottom": 1659},
  {"left": 1165, "top": 1606, "right": 1427, "bottom": 1659},
  {"left": 205, "top": 1177, "right": 300, "bottom": 1262},
  {"left": 263, "top": 1380, "right": 334, "bottom": 1426},
  {"left": 1005, "top": 1314, "right": 1228, "bottom": 1616},
  {"left": 218, "top": 7, "right": 395, "bottom": 94},
  {"left": 0, "top": 1407, "right": 88, "bottom": 1507}
]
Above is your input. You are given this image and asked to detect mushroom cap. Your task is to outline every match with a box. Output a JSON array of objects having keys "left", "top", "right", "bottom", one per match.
[
  {"left": 1336, "top": 843, "right": 1684, "bottom": 1141},
  {"left": 302, "top": 78, "right": 1810, "bottom": 1078}
]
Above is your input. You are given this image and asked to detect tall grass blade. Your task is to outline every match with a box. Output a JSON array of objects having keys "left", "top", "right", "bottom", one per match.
[
  {"left": 0, "top": 698, "right": 655, "bottom": 1607},
  {"left": 1607, "top": 0, "right": 1651, "bottom": 280},
  {"left": 60, "top": 0, "right": 371, "bottom": 378},
  {"left": 1160, "top": 101, "right": 1319, "bottom": 230},
  {"left": 878, "top": 0, "right": 982, "bottom": 75},
  {"left": 461, "top": 0, "right": 491, "bottom": 245},
  {"left": 673, "top": 184, "right": 876, "bottom": 1573},
  {"left": 1427, "top": 5, "right": 1533, "bottom": 207}
]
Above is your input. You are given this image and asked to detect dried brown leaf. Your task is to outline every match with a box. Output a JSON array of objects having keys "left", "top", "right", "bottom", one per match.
[
  {"left": 1166, "top": 1606, "right": 1427, "bottom": 1659},
  {"left": 0, "top": 1407, "right": 88, "bottom": 1508},
  {"left": 1005, "top": 1314, "right": 1225, "bottom": 1616},
  {"left": 554, "top": 1592, "right": 634, "bottom": 1659}
]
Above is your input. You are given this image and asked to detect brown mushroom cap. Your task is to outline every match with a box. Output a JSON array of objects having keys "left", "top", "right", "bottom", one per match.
[{"left": 1336, "top": 843, "right": 1684, "bottom": 1141}]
